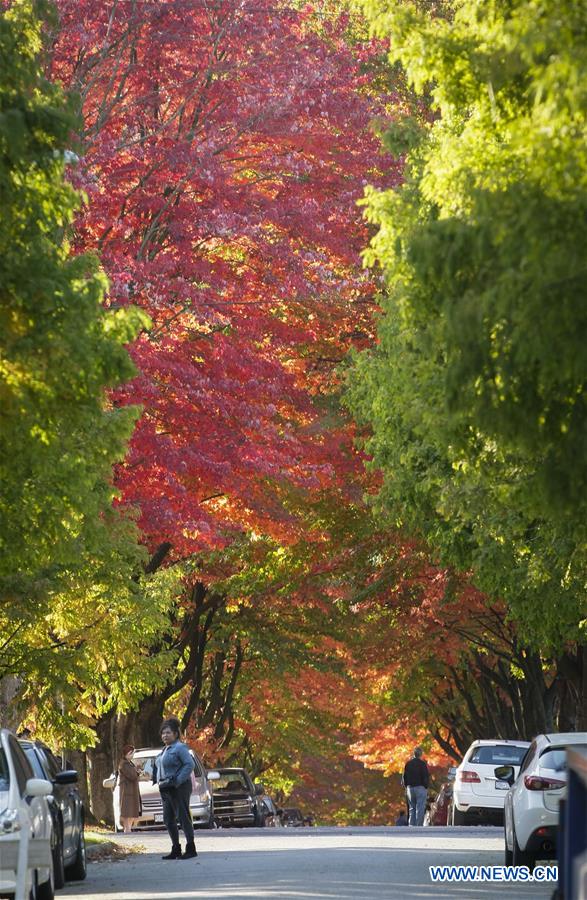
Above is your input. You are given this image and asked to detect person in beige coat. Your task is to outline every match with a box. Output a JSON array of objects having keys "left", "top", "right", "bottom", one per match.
[{"left": 118, "top": 744, "right": 142, "bottom": 833}]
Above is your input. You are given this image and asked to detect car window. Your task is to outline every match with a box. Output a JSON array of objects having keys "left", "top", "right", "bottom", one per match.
[
  {"left": 519, "top": 742, "right": 538, "bottom": 774},
  {"left": 0, "top": 748, "right": 10, "bottom": 791},
  {"left": 8, "top": 735, "right": 34, "bottom": 795},
  {"left": 41, "top": 748, "right": 61, "bottom": 778},
  {"left": 190, "top": 753, "right": 203, "bottom": 777},
  {"left": 139, "top": 757, "right": 156, "bottom": 778},
  {"left": 539, "top": 745, "right": 583, "bottom": 772},
  {"left": 468, "top": 745, "right": 528, "bottom": 765},
  {"left": 215, "top": 772, "right": 249, "bottom": 791},
  {"left": 23, "top": 747, "right": 46, "bottom": 780}
]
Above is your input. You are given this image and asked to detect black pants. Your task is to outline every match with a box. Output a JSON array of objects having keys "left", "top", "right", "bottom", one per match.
[{"left": 160, "top": 781, "right": 194, "bottom": 846}]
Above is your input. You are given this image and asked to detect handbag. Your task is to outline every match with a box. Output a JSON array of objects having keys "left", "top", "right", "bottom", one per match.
[{"left": 103, "top": 771, "right": 118, "bottom": 790}]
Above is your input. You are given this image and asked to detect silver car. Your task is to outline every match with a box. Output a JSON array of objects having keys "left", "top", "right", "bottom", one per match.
[{"left": 105, "top": 747, "right": 216, "bottom": 832}]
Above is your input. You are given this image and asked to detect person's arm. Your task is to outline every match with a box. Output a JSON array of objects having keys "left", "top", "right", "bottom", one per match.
[
  {"left": 423, "top": 761, "right": 430, "bottom": 789},
  {"left": 402, "top": 760, "right": 410, "bottom": 787},
  {"left": 173, "top": 743, "right": 195, "bottom": 786},
  {"left": 122, "top": 760, "right": 139, "bottom": 782}
]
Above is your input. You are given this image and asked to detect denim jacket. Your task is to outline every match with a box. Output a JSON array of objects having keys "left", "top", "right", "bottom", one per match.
[{"left": 154, "top": 740, "right": 194, "bottom": 788}]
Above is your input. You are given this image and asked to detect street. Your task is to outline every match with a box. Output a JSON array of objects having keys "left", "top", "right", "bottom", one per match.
[{"left": 60, "top": 827, "right": 555, "bottom": 900}]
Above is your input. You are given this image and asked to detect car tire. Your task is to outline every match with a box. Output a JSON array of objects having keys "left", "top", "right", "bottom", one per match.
[
  {"left": 512, "top": 821, "right": 535, "bottom": 871},
  {"left": 52, "top": 822, "right": 66, "bottom": 890},
  {"left": 66, "top": 827, "right": 87, "bottom": 881},
  {"left": 505, "top": 842, "right": 513, "bottom": 865},
  {"left": 451, "top": 805, "right": 467, "bottom": 826},
  {"left": 35, "top": 867, "right": 55, "bottom": 900}
]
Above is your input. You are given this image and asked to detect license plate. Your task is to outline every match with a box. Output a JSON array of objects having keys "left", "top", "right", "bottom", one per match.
[
  {"left": 154, "top": 814, "right": 164, "bottom": 822},
  {"left": 495, "top": 781, "right": 509, "bottom": 790}
]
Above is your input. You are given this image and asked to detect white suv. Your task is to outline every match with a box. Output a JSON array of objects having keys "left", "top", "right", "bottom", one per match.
[
  {"left": 451, "top": 739, "right": 530, "bottom": 825},
  {"left": 105, "top": 747, "right": 216, "bottom": 831},
  {"left": 498, "top": 731, "right": 587, "bottom": 869}
]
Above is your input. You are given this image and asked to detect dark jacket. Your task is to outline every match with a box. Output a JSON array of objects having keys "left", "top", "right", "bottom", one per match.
[{"left": 403, "top": 756, "right": 429, "bottom": 788}]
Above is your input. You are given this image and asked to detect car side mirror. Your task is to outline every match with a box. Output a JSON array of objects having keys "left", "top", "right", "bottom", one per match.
[
  {"left": 447, "top": 766, "right": 457, "bottom": 781},
  {"left": 207, "top": 770, "right": 220, "bottom": 781},
  {"left": 254, "top": 783, "right": 264, "bottom": 795},
  {"left": 26, "top": 778, "right": 52, "bottom": 798},
  {"left": 54, "top": 770, "right": 78, "bottom": 785},
  {"left": 494, "top": 765, "right": 515, "bottom": 785}
]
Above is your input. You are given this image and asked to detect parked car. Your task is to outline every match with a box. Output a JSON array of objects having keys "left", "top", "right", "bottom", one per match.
[
  {"left": 103, "top": 747, "right": 216, "bottom": 832},
  {"left": 20, "top": 740, "right": 86, "bottom": 887},
  {"left": 497, "top": 731, "right": 587, "bottom": 869},
  {"left": 280, "top": 807, "right": 305, "bottom": 827},
  {"left": 451, "top": 739, "right": 530, "bottom": 825},
  {"left": 259, "top": 794, "right": 281, "bottom": 826},
  {"left": 0, "top": 728, "right": 54, "bottom": 900},
  {"left": 424, "top": 782, "right": 453, "bottom": 826},
  {"left": 211, "top": 768, "right": 265, "bottom": 827}
]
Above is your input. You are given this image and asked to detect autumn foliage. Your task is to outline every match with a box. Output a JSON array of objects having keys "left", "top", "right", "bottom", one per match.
[{"left": 50, "top": 0, "right": 400, "bottom": 555}]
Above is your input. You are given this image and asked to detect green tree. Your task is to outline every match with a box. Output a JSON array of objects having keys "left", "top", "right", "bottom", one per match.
[
  {"left": 0, "top": 0, "right": 146, "bottom": 606},
  {"left": 0, "top": 0, "right": 171, "bottom": 743},
  {"left": 346, "top": 0, "right": 587, "bottom": 720}
]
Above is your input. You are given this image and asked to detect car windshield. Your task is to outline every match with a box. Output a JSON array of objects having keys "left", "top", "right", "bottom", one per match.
[
  {"left": 469, "top": 745, "right": 528, "bottom": 765},
  {"left": 539, "top": 746, "right": 583, "bottom": 772},
  {"left": 215, "top": 773, "right": 249, "bottom": 791},
  {"left": 0, "top": 749, "right": 9, "bottom": 791}
]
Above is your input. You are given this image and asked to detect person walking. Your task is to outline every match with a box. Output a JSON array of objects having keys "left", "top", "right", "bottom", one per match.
[
  {"left": 118, "top": 744, "right": 141, "bottom": 833},
  {"left": 402, "top": 746, "right": 429, "bottom": 826},
  {"left": 153, "top": 717, "right": 196, "bottom": 859}
]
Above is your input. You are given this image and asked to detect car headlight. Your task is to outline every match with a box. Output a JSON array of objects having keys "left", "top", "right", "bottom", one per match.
[{"left": 0, "top": 809, "right": 21, "bottom": 833}]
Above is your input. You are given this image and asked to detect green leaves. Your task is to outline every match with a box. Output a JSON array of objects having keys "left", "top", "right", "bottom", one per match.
[
  {"left": 347, "top": 0, "right": 587, "bottom": 652},
  {"left": 0, "top": 0, "right": 165, "bottom": 740}
]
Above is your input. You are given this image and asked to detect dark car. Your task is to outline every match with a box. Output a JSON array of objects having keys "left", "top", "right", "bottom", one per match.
[
  {"left": 211, "top": 768, "right": 265, "bottom": 827},
  {"left": 21, "top": 740, "right": 86, "bottom": 887},
  {"left": 424, "top": 782, "right": 453, "bottom": 826},
  {"left": 280, "top": 807, "right": 305, "bottom": 827}
]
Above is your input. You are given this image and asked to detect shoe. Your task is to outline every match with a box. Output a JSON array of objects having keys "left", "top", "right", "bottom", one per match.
[
  {"left": 162, "top": 845, "right": 182, "bottom": 860},
  {"left": 181, "top": 842, "right": 198, "bottom": 859}
]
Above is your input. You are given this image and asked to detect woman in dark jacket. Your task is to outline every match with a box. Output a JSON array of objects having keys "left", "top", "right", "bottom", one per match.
[{"left": 118, "top": 744, "right": 141, "bottom": 833}]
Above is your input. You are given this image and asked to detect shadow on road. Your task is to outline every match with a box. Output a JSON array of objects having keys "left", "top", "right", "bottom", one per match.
[{"left": 61, "top": 842, "right": 554, "bottom": 900}]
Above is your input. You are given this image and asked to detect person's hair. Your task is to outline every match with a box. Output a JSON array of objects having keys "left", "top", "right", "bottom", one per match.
[
  {"left": 398, "top": 810, "right": 405, "bottom": 816},
  {"left": 414, "top": 746, "right": 423, "bottom": 758},
  {"left": 160, "top": 716, "right": 181, "bottom": 738}
]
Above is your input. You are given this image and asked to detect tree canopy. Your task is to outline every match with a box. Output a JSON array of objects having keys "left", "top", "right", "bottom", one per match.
[{"left": 347, "top": 0, "right": 587, "bottom": 670}]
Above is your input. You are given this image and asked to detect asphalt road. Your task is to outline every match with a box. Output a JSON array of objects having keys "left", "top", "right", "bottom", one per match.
[{"left": 60, "top": 827, "right": 556, "bottom": 900}]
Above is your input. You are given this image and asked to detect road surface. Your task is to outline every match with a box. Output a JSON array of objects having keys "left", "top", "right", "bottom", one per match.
[{"left": 61, "top": 827, "right": 556, "bottom": 900}]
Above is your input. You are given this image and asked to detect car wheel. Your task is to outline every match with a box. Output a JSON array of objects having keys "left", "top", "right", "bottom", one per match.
[
  {"left": 66, "top": 827, "right": 87, "bottom": 881},
  {"left": 52, "top": 822, "right": 66, "bottom": 890},
  {"left": 36, "top": 865, "right": 55, "bottom": 900},
  {"left": 512, "top": 821, "right": 535, "bottom": 871},
  {"left": 451, "top": 805, "right": 467, "bottom": 826}
]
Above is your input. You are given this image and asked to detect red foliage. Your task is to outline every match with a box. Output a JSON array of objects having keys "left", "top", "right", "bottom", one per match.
[{"left": 51, "top": 0, "right": 401, "bottom": 555}]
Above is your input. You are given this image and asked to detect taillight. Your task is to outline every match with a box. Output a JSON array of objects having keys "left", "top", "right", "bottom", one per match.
[
  {"left": 524, "top": 776, "right": 565, "bottom": 791},
  {"left": 458, "top": 770, "right": 481, "bottom": 783}
]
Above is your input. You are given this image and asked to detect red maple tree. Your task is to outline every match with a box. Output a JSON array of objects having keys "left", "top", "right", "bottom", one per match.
[{"left": 50, "top": 0, "right": 400, "bottom": 557}]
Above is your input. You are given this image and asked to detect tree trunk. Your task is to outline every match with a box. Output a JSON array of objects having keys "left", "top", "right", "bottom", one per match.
[{"left": 86, "top": 713, "right": 117, "bottom": 825}]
